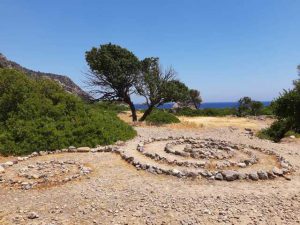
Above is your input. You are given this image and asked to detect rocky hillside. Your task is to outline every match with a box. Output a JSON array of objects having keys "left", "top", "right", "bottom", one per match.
[{"left": 0, "top": 53, "right": 91, "bottom": 100}]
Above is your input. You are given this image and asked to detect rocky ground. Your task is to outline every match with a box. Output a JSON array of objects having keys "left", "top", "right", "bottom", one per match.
[{"left": 0, "top": 125, "right": 300, "bottom": 225}]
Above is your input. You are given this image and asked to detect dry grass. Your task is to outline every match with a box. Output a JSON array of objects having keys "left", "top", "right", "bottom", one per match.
[
  {"left": 118, "top": 111, "right": 273, "bottom": 130},
  {"left": 178, "top": 116, "right": 272, "bottom": 130}
]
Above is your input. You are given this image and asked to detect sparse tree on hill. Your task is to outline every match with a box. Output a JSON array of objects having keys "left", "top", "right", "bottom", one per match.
[
  {"left": 85, "top": 43, "right": 140, "bottom": 121},
  {"left": 136, "top": 57, "right": 189, "bottom": 121}
]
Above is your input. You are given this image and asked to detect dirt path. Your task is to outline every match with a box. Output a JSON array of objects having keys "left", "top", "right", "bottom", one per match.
[{"left": 0, "top": 126, "right": 299, "bottom": 225}]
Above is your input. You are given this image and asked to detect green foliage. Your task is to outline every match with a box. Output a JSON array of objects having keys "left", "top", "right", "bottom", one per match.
[
  {"left": 259, "top": 66, "right": 300, "bottom": 142},
  {"left": 136, "top": 57, "right": 190, "bottom": 121},
  {"left": 92, "top": 101, "right": 129, "bottom": 113},
  {"left": 0, "top": 69, "right": 136, "bottom": 156},
  {"left": 271, "top": 89, "right": 300, "bottom": 132},
  {"left": 145, "top": 110, "right": 180, "bottom": 125},
  {"left": 172, "top": 107, "right": 236, "bottom": 117},
  {"left": 284, "top": 130, "right": 300, "bottom": 138},
  {"left": 85, "top": 43, "right": 140, "bottom": 121},
  {"left": 257, "top": 119, "right": 291, "bottom": 142},
  {"left": 260, "top": 106, "right": 273, "bottom": 115},
  {"left": 188, "top": 89, "right": 202, "bottom": 109}
]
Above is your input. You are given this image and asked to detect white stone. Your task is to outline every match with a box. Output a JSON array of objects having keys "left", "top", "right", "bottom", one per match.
[
  {"left": 0, "top": 165, "right": 5, "bottom": 173},
  {"left": 77, "top": 147, "right": 91, "bottom": 152}
]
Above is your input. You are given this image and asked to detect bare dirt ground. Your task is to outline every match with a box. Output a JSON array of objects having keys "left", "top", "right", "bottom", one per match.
[{"left": 0, "top": 116, "right": 299, "bottom": 225}]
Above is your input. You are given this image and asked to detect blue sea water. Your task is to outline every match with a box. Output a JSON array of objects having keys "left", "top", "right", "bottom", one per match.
[{"left": 135, "top": 101, "right": 271, "bottom": 110}]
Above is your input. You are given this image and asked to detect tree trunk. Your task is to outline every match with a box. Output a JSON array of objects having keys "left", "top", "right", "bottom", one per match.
[
  {"left": 124, "top": 96, "right": 137, "bottom": 122},
  {"left": 129, "top": 101, "right": 137, "bottom": 121},
  {"left": 193, "top": 102, "right": 199, "bottom": 109},
  {"left": 139, "top": 105, "right": 155, "bottom": 122}
]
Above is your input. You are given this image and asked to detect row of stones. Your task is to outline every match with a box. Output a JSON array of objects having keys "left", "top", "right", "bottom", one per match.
[
  {"left": 0, "top": 144, "right": 122, "bottom": 174},
  {"left": 164, "top": 140, "right": 258, "bottom": 169},
  {"left": 133, "top": 137, "right": 294, "bottom": 181},
  {"left": 120, "top": 148, "right": 291, "bottom": 181}
]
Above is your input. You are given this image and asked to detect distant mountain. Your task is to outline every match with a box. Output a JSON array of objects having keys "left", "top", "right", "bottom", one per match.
[{"left": 0, "top": 53, "right": 91, "bottom": 100}]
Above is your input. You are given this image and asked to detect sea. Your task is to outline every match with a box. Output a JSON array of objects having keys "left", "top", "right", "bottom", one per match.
[{"left": 135, "top": 101, "right": 271, "bottom": 110}]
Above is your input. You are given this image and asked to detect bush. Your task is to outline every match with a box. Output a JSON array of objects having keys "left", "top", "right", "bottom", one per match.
[
  {"left": 91, "top": 101, "right": 129, "bottom": 113},
  {"left": 145, "top": 110, "right": 180, "bottom": 125},
  {"left": 259, "top": 70, "right": 300, "bottom": 142},
  {"left": 0, "top": 69, "right": 136, "bottom": 156},
  {"left": 172, "top": 107, "right": 235, "bottom": 117},
  {"left": 260, "top": 106, "right": 273, "bottom": 116},
  {"left": 271, "top": 89, "right": 300, "bottom": 132},
  {"left": 236, "top": 97, "right": 265, "bottom": 117},
  {"left": 257, "top": 119, "right": 290, "bottom": 142}
]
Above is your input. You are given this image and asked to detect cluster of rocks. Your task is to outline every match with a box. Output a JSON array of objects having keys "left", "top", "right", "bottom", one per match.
[
  {"left": 1, "top": 160, "right": 92, "bottom": 190},
  {"left": 131, "top": 136, "right": 294, "bottom": 181}
]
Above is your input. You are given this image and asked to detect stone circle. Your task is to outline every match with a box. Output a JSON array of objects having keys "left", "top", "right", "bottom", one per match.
[
  {"left": 125, "top": 136, "right": 294, "bottom": 181},
  {"left": 0, "top": 160, "right": 92, "bottom": 190}
]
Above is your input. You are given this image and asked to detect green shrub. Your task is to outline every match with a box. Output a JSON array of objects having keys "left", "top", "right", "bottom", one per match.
[
  {"left": 284, "top": 130, "right": 300, "bottom": 138},
  {"left": 259, "top": 70, "right": 300, "bottom": 142},
  {"left": 145, "top": 110, "right": 180, "bottom": 125},
  {"left": 172, "top": 107, "right": 235, "bottom": 117},
  {"left": 271, "top": 88, "right": 300, "bottom": 132},
  {"left": 91, "top": 101, "right": 129, "bottom": 113},
  {"left": 260, "top": 106, "right": 273, "bottom": 115},
  {"left": 257, "top": 119, "right": 290, "bottom": 142},
  {"left": 0, "top": 69, "right": 136, "bottom": 156}
]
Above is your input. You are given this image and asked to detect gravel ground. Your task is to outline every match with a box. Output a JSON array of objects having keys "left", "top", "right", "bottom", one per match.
[{"left": 0, "top": 126, "right": 299, "bottom": 225}]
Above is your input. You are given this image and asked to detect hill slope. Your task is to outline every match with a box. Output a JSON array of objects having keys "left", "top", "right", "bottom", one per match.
[{"left": 0, "top": 53, "right": 90, "bottom": 100}]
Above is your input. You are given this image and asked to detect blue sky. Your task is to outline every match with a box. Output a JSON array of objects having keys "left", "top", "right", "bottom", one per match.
[{"left": 1, "top": 0, "right": 299, "bottom": 103}]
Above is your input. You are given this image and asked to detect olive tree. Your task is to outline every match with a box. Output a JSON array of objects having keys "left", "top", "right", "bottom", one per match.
[
  {"left": 85, "top": 43, "right": 140, "bottom": 121},
  {"left": 136, "top": 57, "right": 189, "bottom": 121}
]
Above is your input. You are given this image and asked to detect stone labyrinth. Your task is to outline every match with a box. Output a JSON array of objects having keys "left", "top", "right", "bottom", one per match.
[
  {"left": 120, "top": 137, "right": 294, "bottom": 181},
  {"left": 0, "top": 137, "right": 295, "bottom": 190}
]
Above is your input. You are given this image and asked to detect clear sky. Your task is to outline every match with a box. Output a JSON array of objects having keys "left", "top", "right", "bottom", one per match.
[{"left": 1, "top": 0, "right": 300, "bottom": 103}]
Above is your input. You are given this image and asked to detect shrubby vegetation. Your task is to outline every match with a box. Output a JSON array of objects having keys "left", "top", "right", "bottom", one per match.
[
  {"left": 258, "top": 66, "right": 300, "bottom": 142},
  {"left": 145, "top": 110, "right": 180, "bottom": 125},
  {"left": 236, "top": 97, "right": 264, "bottom": 117},
  {"left": 0, "top": 69, "right": 136, "bottom": 156},
  {"left": 91, "top": 101, "right": 129, "bottom": 113}
]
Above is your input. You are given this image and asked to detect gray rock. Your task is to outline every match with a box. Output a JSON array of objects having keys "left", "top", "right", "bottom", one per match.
[
  {"left": 257, "top": 171, "right": 268, "bottom": 180},
  {"left": 237, "top": 162, "right": 247, "bottom": 168},
  {"left": 215, "top": 173, "right": 223, "bottom": 180},
  {"left": 272, "top": 167, "right": 283, "bottom": 176},
  {"left": 28, "top": 212, "right": 39, "bottom": 219},
  {"left": 267, "top": 171, "right": 277, "bottom": 179},
  {"left": 39, "top": 151, "right": 48, "bottom": 156},
  {"left": 237, "top": 172, "right": 246, "bottom": 180},
  {"left": 68, "top": 146, "right": 77, "bottom": 152},
  {"left": 249, "top": 172, "right": 259, "bottom": 181},
  {"left": 4, "top": 161, "right": 13, "bottom": 167},
  {"left": 222, "top": 170, "right": 239, "bottom": 181}
]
